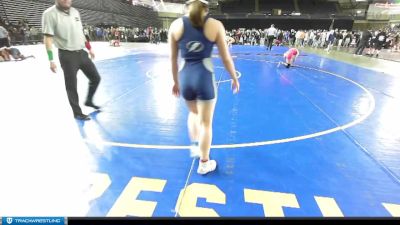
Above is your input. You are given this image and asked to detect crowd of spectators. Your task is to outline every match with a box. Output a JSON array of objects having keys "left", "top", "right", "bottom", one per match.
[
  {"left": 82, "top": 24, "right": 168, "bottom": 44},
  {"left": 0, "top": 16, "right": 168, "bottom": 47},
  {"left": 1, "top": 15, "right": 399, "bottom": 59},
  {"left": 0, "top": 17, "right": 41, "bottom": 46},
  {"left": 225, "top": 25, "right": 400, "bottom": 54}
]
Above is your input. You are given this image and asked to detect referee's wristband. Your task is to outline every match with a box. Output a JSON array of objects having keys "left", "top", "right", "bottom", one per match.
[
  {"left": 47, "top": 50, "right": 54, "bottom": 61},
  {"left": 85, "top": 41, "right": 92, "bottom": 51}
]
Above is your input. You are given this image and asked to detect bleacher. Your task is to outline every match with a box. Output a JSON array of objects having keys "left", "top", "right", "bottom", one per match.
[
  {"left": 1, "top": 0, "right": 160, "bottom": 28},
  {"left": 1, "top": 0, "right": 49, "bottom": 27},
  {"left": 219, "top": 0, "right": 338, "bottom": 17},
  {"left": 220, "top": 0, "right": 255, "bottom": 13},
  {"left": 259, "top": 0, "right": 295, "bottom": 15},
  {"left": 299, "top": 0, "right": 338, "bottom": 15}
]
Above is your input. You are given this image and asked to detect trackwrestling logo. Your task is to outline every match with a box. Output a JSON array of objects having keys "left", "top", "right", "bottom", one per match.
[
  {"left": 186, "top": 41, "right": 204, "bottom": 53},
  {"left": 2, "top": 217, "right": 64, "bottom": 225}
]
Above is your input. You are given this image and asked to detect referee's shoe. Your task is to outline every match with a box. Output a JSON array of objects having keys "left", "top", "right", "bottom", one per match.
[{"left": 85, "top": 101, "right": 101, "bottom": 110}]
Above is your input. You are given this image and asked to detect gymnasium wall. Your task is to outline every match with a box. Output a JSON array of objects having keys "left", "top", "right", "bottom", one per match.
[{"left": 352, "top": 20, "right": 390, "bottom": 30}]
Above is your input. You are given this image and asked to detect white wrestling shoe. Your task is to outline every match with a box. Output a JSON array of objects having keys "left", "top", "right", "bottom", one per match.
[{"left": 197, "top": 160, "right": 217, "bottom": 175}]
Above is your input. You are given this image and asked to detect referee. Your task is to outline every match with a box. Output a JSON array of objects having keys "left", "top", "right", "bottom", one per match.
[
  {"left": 42, "top": 0, "right": 101, "bottom": 120},
  {"left": 265, "top": 24, "right": 277, "bottom": 51}
]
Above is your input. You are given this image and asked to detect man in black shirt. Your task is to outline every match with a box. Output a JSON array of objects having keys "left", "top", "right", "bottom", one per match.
[
  {"left": 371, "top": 30, "right": 387, "bottom": 57},
  {"left": 354, "top": 30, "right": 372, "bottom": 56}
]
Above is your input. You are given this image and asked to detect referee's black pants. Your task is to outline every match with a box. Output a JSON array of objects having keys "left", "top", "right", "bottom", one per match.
[
  {"left": 354, "top": 41, "right": 367, "bottom": 55},
  {"left": 59, "top": 49, "right": 101, "bottom": 116},
  {"left": 267, "top": 35, "right": 275, "bottom": 50}
]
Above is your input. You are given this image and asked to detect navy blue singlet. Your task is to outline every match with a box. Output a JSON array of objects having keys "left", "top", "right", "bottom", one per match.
[{"left": 178, "top": 15, "right": 216, "bottom": 101}]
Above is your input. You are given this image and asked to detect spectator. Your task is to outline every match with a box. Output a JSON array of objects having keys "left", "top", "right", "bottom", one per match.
[
  {"left": 289, "top": 29, "right": 296, "bottom": 46},
  {"left": 343, "top": 31, "right": 352, "bottom": 48},
  {"left": 0, "top": 24, "right": 10, "bottom": 48},
  {"left": 265, "top": 24, "right": 277, "bottom": 50},
  {"left": 336, "top": 31, "right": 344, "bottom": 51}
]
